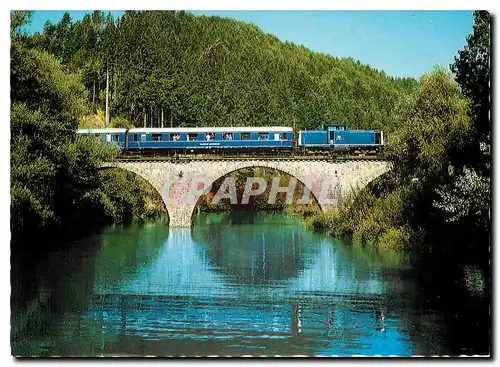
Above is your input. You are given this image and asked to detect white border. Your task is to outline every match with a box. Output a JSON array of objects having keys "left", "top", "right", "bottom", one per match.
[{"left": 2, "top": 2, "right": 497, "bottom": 365}]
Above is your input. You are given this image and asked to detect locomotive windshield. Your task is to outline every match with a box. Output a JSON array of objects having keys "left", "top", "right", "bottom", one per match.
[{"left": 321, "top": 124, "right": 347, "bottom": 131}]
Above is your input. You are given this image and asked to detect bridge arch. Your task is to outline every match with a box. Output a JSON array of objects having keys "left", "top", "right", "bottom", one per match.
[
  {"left": 108, "top": 159, "right": 391, "bottom": 227},
  {"left": 190, "top": 165, "right": 323, "bottom": 223}
]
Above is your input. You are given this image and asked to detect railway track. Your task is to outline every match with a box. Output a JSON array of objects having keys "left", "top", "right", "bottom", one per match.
[{"left": 115, "top": 154, "right": 389, "bottom": 163}]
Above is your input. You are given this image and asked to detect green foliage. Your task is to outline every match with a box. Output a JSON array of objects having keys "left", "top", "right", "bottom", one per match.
[
  {"left": 306, "top": 185, "right": 415, "bottom": 251},
  {"left": 389, "top": 67, "right": 470, "bottom": 186},
  {"left": 451, "top": 11, "right": 490, "bottom": 146},
  {"left": 10, "top": 11, "right": 33, "bottom": 37},
  {"left": 95, "top": 169, "right": 166, "bottom": 225},
  {"left": 11, "top": 25, "right": 165, "bottom": 244},
  {"left": 378, "top": 227, "right": 411, "bottom": 251},
  {"left": 434, "top": 166, "right": 489, "bottom": 229},
  {"left": 10, "top": 39, "right": 92, "bottom": 236},
  {"left": 11, "top": 10, "right": 489, "bottom": 260},
  {"left": 305, "top": 211, "right": 334, "bottom": 233},
  {"left": 432, "top": 11, "right": 491, "bottom": 247},
  {"left": 110, "top": 115, "right": 134, "bottom": 128},
  {"left": 11, "top": 45, "right": 88, "bottom": 124}
]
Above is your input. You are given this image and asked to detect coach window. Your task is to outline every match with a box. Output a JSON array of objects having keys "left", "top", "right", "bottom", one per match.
[
  {"left": 152, "top": 133, "right": 163, "bottom": 142},
  {"left": 187, "top": 133, "right": 198, "bottom": 141},
  {"left": 205, "top": 132, "right": 215, "bottom": 140},
  {"left": 133, "top": 134, "right": 139, "bottom": 142},
  {"left": 241, "top": 133, "right": 251, "bottom": 140},
  {"left": 112, "top": 135, "right": 119, "bottom": 142},
  {"left": 223, "top": 132, "right": 233, "bottom": 140},
  {"left": 258, "top": 133, "right": 269, "bottom": 140}
]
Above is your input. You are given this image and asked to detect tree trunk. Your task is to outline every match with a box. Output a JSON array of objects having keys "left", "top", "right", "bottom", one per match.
[
  {"left": 150, "top": 105, "right": 153, "bottom": 128},
  {"left": 92, "top": 79, "right": 96, "bottom": 108},
  {"left": 143, "top": 108, "right": 146, "bottom": 128},
  {"left": 130, "top": 101, "right": 134, "bottom": 124},
  {"left": 114, "top": 61, "right": 117, "bottom": 101},
  {"left": 161, "top": 107, "right": 164, "bottom": 128}
]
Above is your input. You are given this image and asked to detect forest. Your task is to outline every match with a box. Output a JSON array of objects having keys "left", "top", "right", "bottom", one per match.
[
  {"left": 10, "top": 10, "right": 490, "bottom": 274},
  {"left": 21, "top": 10, "right": 418, "bottom": 131}
]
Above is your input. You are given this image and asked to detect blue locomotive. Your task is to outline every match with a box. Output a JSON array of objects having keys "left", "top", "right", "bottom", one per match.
[
  {"left": 298, "top": 124, "right": 384, "bottom": 153},
  {"left": 77, "top": 124, "right": 383, "bottom": 155}
]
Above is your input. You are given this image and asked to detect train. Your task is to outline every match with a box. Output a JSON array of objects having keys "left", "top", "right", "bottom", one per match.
[{"left": 76, "top": 124, "right": 384, "bottom": 156}]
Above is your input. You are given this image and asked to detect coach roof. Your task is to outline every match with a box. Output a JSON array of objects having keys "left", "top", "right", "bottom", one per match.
[
  {"left": 77, "top": 128, "right": 128, "bottom": 134},
  {"left": 127, "top": 127, "right": 293, "bottom": 133}
]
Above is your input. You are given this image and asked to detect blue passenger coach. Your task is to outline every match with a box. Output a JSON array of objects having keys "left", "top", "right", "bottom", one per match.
[
  {"left": 125, "top": 127, "right": 294, "bottom": 151},
  {"left": 298, "top": 124, "right": 383, "bottom": 152}
]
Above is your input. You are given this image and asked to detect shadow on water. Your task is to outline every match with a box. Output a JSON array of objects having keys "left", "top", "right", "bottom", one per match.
[
  {"left": 11, "top": 233, "right": 103, "bottom": 356},
  {"left": 405, "top": 251, "right": 490, "bottom": 356}
]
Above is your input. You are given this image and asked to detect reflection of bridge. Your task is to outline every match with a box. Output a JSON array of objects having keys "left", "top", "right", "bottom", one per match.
[
  {"left": 67, "top": 225, "right": 411, "bottom": 356},
  {"left": 105, "top": 158, "right": 391, "bottom": 227}
]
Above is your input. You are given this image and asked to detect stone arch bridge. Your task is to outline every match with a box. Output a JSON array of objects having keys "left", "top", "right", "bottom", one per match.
[{"left": 105, "top": 158, "right": 391, "bottom": 227}]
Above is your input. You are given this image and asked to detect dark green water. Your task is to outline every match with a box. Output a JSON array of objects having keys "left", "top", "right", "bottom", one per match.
[{"left": 11, "top": 213, "right": 489, "bottom": 356}]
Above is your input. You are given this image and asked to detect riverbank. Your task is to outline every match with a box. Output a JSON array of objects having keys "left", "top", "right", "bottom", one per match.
[{"left": 304, "top": 183, "right": 416, "bottom": 251}]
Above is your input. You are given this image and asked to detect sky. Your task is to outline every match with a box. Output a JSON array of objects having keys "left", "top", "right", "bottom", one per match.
[{"left": 23, "top": 10, "right": 474, "bottom": 79}]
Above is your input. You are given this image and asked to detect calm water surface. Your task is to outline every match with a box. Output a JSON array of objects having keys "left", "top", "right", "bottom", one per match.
[{"left": 11, "top": 213, "right": 489, "bottom": 356}]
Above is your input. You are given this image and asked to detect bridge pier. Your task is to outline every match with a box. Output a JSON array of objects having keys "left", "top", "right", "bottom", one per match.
[
  {"left": 106, "top": 159, "right": 391, "bottom": 227},
  {"left": 166, "top": 204, "right": 196, "bottom": 227}
]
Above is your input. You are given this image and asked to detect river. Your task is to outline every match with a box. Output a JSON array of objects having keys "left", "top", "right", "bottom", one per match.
[{"left": 11, "top": 213, "right": 489, "bottom": 356}]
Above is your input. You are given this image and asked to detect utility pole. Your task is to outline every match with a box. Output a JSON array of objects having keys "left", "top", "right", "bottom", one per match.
[{"left": 105, "top": 63, "right": 109, "bottom": 125}]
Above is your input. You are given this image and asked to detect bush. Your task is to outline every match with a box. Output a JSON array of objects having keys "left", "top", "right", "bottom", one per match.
[
  {"left": 378, "top": 226, "right": 411, "bottom": 251},
  {"left": 356, "top": 216, "right": 383, "bottom": 246},
  {"left": 284, "top": 204, "right": 320, "bottom": 219},
  {"left": 79, "top": 110, "right": 105, "bottom": 128},
  {"left": 110, "top": 115, "right": 134, "bottom": 128},
  {"left": 306, "top": 211, "right": 332, "bottom": 232},
  {"left": 306, "top": 183, "right": 413, "bottom": 251}
]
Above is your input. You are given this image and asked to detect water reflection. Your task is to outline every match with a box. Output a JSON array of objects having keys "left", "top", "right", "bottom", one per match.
[
  {"left": 192, "top": 212, "right": 313, "bottom": 284},
  {"left": 11, "top": 213, "right": 488, "bottom": 356},
  {"left": 93, "top": 223, "right": 169, "bottom": 294},
  {"left": 11, "top": 233, "right": 102, "bottom": 356}
]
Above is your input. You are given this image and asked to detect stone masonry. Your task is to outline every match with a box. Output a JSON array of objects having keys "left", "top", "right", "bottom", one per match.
[{"left": 105, "top": 159, "right": 391, "bottom": 227}]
